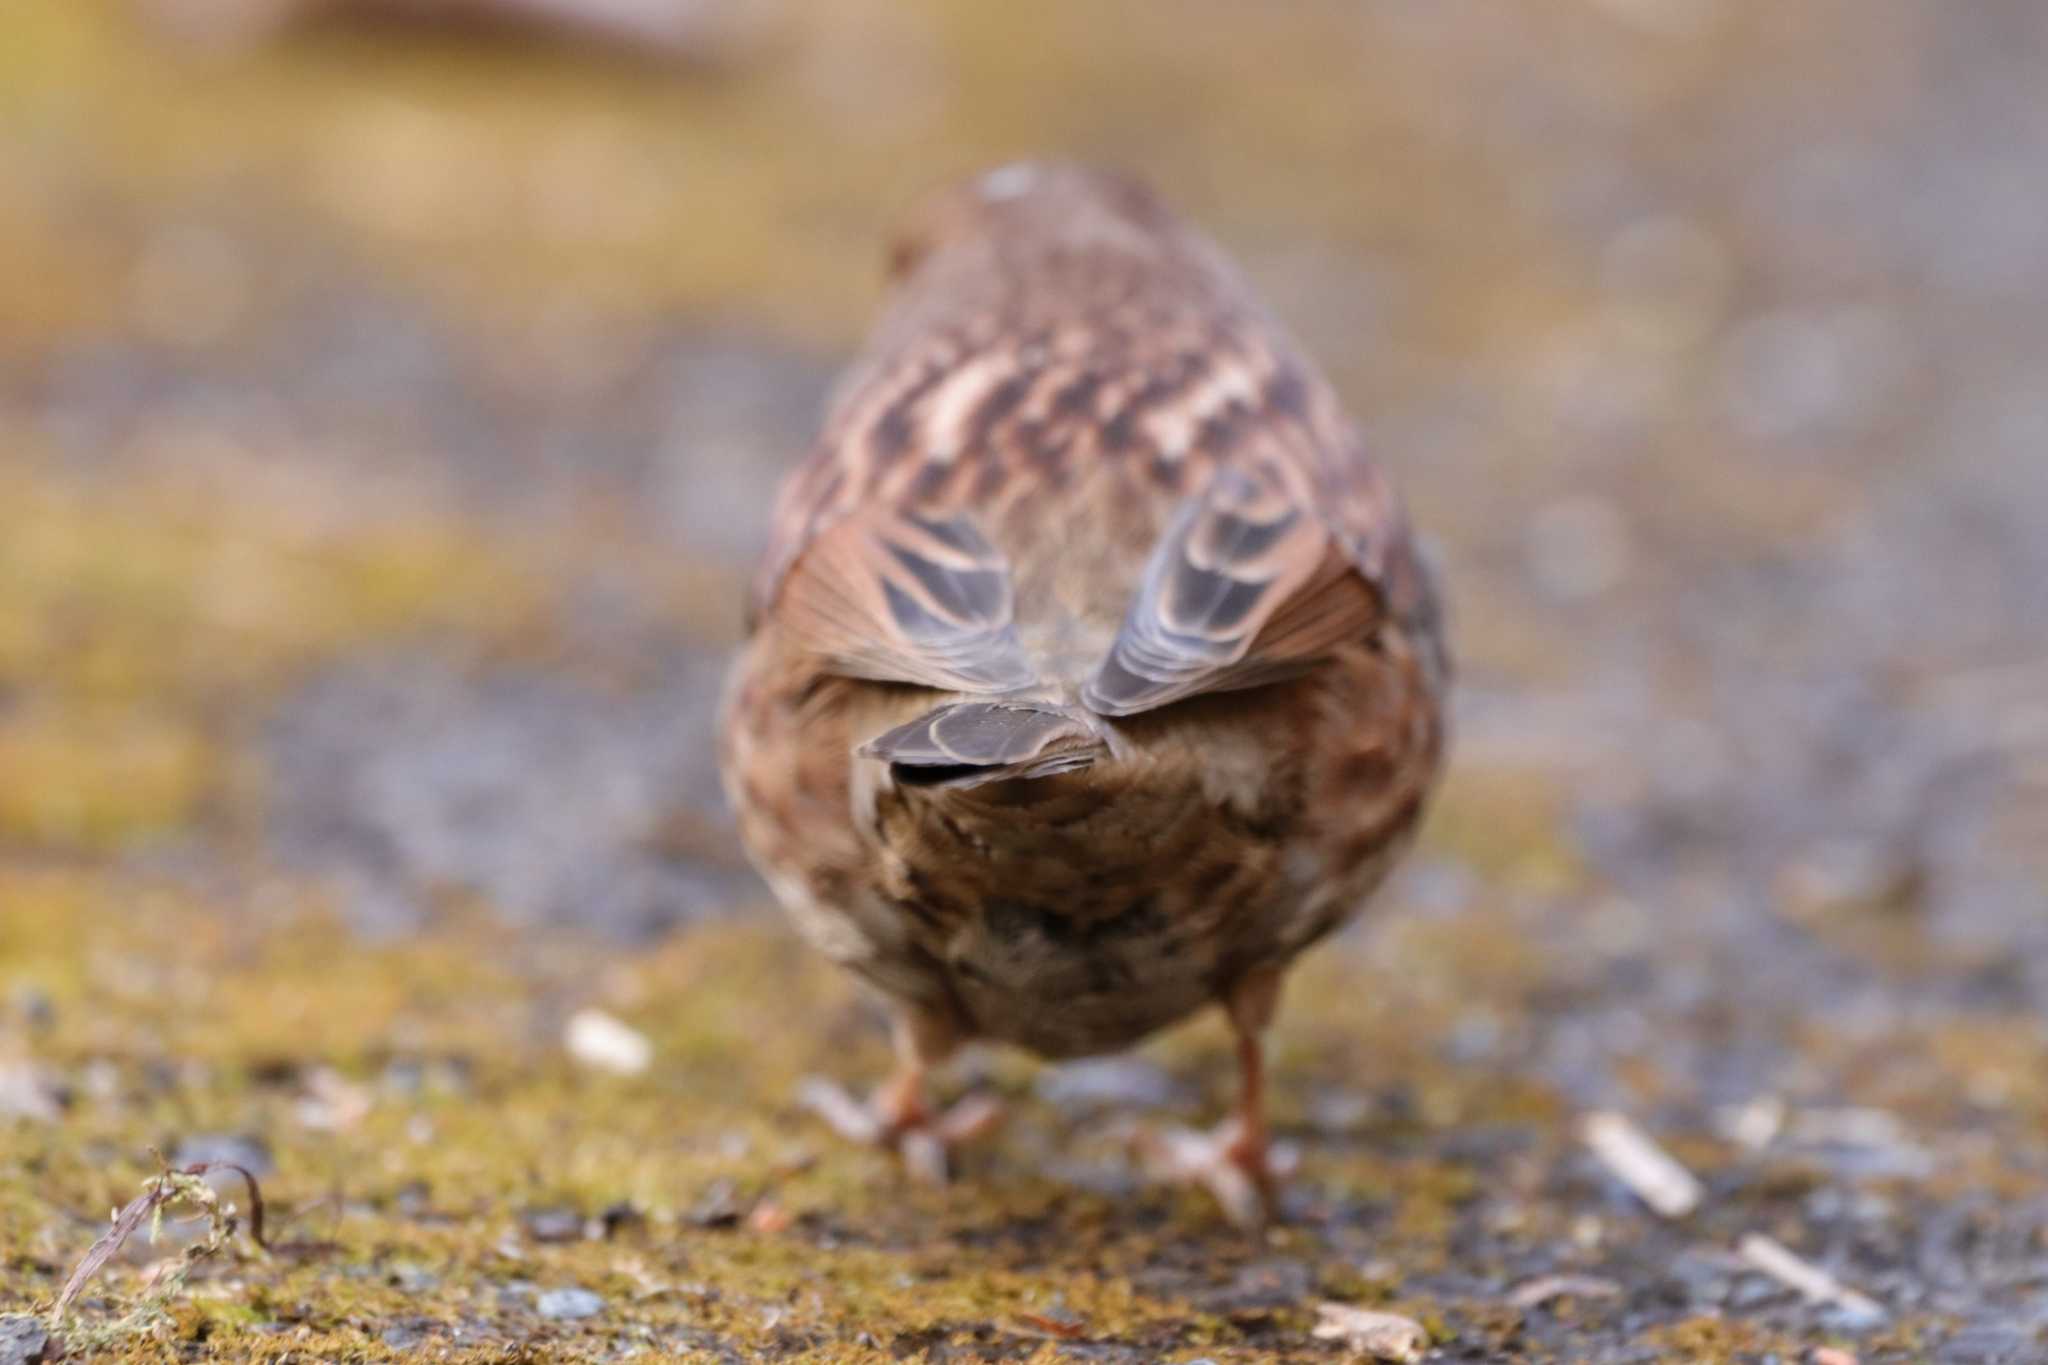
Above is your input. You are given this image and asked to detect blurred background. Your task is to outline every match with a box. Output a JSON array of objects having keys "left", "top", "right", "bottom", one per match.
[{"left": 3, "top": 1, "right": 2046, "bottom": 1359}]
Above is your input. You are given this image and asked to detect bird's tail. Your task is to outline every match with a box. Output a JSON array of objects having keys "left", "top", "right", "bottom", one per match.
[{"left": 859, "top": 700, "right": 1105, "bottom": 790}]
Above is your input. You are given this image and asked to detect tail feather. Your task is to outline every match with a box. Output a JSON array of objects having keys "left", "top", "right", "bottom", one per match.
[{"left": 860, "top": 701, "right": 1104, "bottom": 789}]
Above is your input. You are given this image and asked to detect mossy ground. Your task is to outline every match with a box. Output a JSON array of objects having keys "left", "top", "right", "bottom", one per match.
[{"left": 5, "top": 1, "right": 2047, "bottom": 1360}]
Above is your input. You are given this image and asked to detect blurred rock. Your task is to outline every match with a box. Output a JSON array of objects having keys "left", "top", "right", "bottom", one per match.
[
  {"left": 520, "top": 1206, "right": 585, "bottom": 1244},
  {"left": 534, "top": 1286, "right": 605, "bottom": 1320},
  {"left": 0, "top": 1317, "right": 51, "bottom": 1365},
  {"left": 1035, "top": 1058, "right": 1186, "bottom": 1114},
  {"left": 565, "top": 1008, "right": 652, "bottom": 1075}
]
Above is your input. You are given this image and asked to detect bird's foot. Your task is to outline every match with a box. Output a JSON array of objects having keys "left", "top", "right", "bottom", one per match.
[
  {"left": 1128, "top": 1115, "right": 1299, "bottom": 1228},
  {"left": 795, "top": 1075, "right": 1004, "bottom": 1183}
]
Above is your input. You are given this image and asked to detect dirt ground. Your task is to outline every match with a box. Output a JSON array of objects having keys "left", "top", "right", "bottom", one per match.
[{"left": 3, "top": 2, "right": 2046, "bottom": 1361}]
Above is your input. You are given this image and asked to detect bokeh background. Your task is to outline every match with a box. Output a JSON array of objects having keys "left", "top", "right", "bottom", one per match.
[{"left": 3, "top": 2, "right": 2045, "bottom": 1361}]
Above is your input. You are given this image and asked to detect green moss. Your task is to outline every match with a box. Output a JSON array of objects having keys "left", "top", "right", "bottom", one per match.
[{"left": 0, "top": 873, "right": 1548, "bottom": 1359}]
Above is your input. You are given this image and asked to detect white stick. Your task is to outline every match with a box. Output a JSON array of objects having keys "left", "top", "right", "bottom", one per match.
[
  {"left": 1580, "top": 1111, "right": 1704, "bottom": 1218},
  {"left": 1736, "top": 1233, "right": 1885, "bottom": 1321}
]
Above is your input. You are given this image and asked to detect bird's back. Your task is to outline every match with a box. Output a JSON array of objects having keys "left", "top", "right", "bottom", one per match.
[{"left": 755, "top": 163, "right": 1438, "bottom": 714}]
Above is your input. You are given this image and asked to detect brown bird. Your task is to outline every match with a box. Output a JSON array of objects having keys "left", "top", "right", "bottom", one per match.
[{"left": 719, "top": 163, "right": 1448, "bottom": 1225}]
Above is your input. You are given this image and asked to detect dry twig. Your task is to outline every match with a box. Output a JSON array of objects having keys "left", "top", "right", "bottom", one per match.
[
  {"left": 1737, "top": 1233, "right": 1884, "bottom": 1323},
  {"left": 50, "top": 1158, "right": 268, "bottom": 1331},
  {"left": 1580, "top": 1111, "right": 1704, "bottom": 1218},
  {"left": 1506, "top": 1274, "right": 1624, "bottom": 1310}
]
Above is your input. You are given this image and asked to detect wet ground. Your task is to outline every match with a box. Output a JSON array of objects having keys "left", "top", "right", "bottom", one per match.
[{"left": 2, "top": 1, "right": 2046, "bottom": 1360}]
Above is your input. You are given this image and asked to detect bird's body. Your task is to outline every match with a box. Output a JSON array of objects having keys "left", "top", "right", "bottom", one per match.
[{"left": 720, "top": 164, "right": 1447, "bottom": 1215}]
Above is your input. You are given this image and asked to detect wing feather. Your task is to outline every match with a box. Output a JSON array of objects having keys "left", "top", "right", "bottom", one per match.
[
  {"left": 1083, "top": 468, "right": 1381, "bottom": 716},
  {"left": 772, "top": 504, "right": 1035, "bottom": 692}
]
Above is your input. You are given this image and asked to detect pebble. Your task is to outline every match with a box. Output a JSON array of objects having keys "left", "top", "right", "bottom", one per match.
[
  {"left": 1034, "top": 1057, "right": 1184, "bottom": 1112},
  {"left": 534, "top": 1287, "right": 606, "bottom": 1321},
  {"left": 565, "top": 1008, "right": 653, "bottom": 1076},
  {"left": 0, "top": 1317, "right": 51, "bottom": 1365},
  {"left": 520, "top": 1207, "right": 586, "bottom": 1244}
]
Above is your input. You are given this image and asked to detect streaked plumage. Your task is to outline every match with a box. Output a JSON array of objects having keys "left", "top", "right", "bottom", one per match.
[{"left": 719, "top": 163, "right": 1448, "bottom": 1221}]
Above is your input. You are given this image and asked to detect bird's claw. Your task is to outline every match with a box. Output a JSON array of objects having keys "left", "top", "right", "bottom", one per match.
[
  {"left": 796, "top": 1076, "right": 1004, "bottom": 1182},
  {"left": 1127, "top": 1115, "right": 1299, "bottom": 1229}
]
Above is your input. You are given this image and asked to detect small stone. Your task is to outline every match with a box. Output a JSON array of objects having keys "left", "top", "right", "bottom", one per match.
[
  {"left": 534, "top": 1287, "right": 605, "bottom": 1321},
  {"left": 520, "top": 1207, "right": 585, "bottom": 1243},
  {"left": 1035, "top": 1057, "right": 1185, "bottom": 1112},
  {"left": 565, "top": 1009, "right": 653, "bottom": 1076},
  {"left": 0, "top": 1316, "right": 52, "bottom": 1365}
]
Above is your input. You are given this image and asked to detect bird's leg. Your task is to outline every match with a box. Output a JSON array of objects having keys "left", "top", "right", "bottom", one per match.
[
  {"left": 1131, "top": 967, "right": 1296, "bottom": 1227},
  {"left": 797, "top": 1004, "right": 1004, "bottom": 1183}
]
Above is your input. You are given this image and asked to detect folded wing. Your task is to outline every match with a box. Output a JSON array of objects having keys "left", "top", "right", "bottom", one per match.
[
  {"left": 768, "top": 504, "right": 1037, "bottom": 693},
  {"left": 1083, "top": 468, "right": 1382, "bottom": 716}
]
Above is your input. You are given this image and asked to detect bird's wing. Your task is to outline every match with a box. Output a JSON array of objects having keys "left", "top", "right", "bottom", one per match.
[
  {"left": 1082, "top": 464, "right": 1382, "bottom": 715},
  {"left": 767, "top": 500, "right": 1036, "bottom": 693}
]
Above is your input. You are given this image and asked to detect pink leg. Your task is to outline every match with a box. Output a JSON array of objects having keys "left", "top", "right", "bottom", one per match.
[
  {"left": 798, "top": 1005, "right": 1003, "bottom": 1182},
  {"left": 1133, "top": 968, "right": 1295, "bottom": 1227}
]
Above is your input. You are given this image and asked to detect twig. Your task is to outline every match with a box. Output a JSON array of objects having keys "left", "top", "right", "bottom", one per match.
[
  {"left": 1506, "top": 1274, "right": 1623, "bottom": 1310},
  {"left": 50, "top": 1159, "right": 268, "bottom": 1327},
  {"left": 1580, "top": 1111, "right": 1703, "bottom": 1218},
  {"left": 1736, "top": 1233, "right": 1884, "bottom": 1323}
]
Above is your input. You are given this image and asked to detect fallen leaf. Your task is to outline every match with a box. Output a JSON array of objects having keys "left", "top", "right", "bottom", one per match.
[{"left": 1312, "top": 1302, "right": 1428, "bottom": 1362}]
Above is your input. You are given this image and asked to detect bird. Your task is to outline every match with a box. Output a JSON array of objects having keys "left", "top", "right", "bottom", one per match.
[{"left": 718, "top": 162, "right": 1448, "bottom": 1225}]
